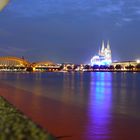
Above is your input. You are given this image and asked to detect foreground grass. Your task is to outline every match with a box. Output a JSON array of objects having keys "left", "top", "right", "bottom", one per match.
[{"left": 0, "top": 96, "right": 56, "bottom": 140}]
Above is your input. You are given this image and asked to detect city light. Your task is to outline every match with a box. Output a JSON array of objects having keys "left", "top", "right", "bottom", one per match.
[
  {"left": 136, "top": 59, "right": 140, "bottom": 63},
  {"left": 90, "top": 41, "right": 112, "bottom": 66}
]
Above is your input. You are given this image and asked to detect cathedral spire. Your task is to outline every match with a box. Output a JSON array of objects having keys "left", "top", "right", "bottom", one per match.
[
  {"left": 98, "top": 47, "right": 101, "bottom": 55},
  {"left": 107, "top": 40, "right": 110, "bottom": 49},
  {"left": 101, "top": 40, "right": 105, "bottom": 51}
]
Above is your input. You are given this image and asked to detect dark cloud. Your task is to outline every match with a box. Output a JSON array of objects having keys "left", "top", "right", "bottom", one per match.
[{"left": 0, "top": 0, "right": 140, "bottom": 63}]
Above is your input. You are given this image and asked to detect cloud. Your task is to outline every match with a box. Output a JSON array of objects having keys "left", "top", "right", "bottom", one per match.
[
  {"left": 122, "top": 18, "right": 133, "bottom": 22},
  {"left": 4, "top": 0, "right": 124, "bottom": 17},
  {"left": 1, "top": 0, "right": 140, "bottom": 62},
  {"left": 93, "top": 1, "right": 124, "bottom": 15},
  {"left": 115, "top": 22, "right": 122, "bottom": 27},
  {"left": 3, "top": 0, "right": 140, "bottom": 21},
  {"left": 0, "top": 46, "right": 27, "bottom": 55}
]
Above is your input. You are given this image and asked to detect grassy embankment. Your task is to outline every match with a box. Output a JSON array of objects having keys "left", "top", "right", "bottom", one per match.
[{"left": 0, "top": 96, "right": 56, "bottom": 140}]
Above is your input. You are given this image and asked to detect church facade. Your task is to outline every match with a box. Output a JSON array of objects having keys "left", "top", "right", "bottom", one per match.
[{"left": 90, "top": 41, "right": 112, "bottom": 66}]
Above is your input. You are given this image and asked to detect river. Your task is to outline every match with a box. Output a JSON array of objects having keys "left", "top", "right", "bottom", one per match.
[{"left": 0, "top": 72, "right": 140, "bottom": 140}]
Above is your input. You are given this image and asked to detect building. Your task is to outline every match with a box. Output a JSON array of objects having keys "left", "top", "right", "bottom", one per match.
[
  {"left": 91, "top": 41, "right": 112, "bottom": 66},
  {"left": 112, "top": 61, "right": 138, "bottom": 69}
]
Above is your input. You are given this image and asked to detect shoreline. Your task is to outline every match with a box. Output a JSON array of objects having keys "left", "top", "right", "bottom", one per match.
[{"left": 0, "top": 69, "right": 140, "bottom": 73}]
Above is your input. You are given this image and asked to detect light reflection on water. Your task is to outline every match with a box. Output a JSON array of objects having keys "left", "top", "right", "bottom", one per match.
[
  {"left": 1, "top": 72, "right": 140, "bottom": 139},
  {"left": 85, "top": 72, "right": 112, "bottom": 140}
]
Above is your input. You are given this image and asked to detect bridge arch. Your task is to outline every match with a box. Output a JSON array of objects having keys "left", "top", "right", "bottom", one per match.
[
  {"left": 32, "top": 61, "right": 61, "bottom": 72},
  {"left": 32, "top": 61, "right": 55, "bottom": 67},
  {"left": 0, "top": 56, "right": 30, "bottom": 67}
]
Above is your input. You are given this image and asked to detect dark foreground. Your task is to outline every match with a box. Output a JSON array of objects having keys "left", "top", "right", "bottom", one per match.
[{"left": 0, "top": 96, "right": 56, "bottom": 140}]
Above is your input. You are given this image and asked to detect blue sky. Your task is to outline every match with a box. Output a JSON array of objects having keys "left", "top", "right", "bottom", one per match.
[{"left": 0, "top": 0, "right": 140, "bottom": 63}]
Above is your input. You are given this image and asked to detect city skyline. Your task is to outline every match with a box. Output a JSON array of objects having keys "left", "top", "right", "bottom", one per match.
[{"left": 0, "top": 0, "right": 140, "bottom": 63}]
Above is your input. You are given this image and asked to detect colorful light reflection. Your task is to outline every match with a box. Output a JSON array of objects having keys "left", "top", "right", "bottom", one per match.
[{"left": 85, "top": 72, "right": 112, "bottom": 140}]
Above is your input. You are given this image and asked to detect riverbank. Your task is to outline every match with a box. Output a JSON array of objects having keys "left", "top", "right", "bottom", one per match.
[{"left": 0, "top": 96, "right": 56, "bottom": 140}]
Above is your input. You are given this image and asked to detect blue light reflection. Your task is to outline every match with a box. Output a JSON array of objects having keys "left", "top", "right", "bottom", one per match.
[{"left": 86, "top": 72, "right": 112, "bottom": 140}]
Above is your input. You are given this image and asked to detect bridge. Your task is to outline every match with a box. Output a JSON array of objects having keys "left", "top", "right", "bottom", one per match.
[
  {"left": 0, "top": 56, "right": 61, "bottom": 72},
  {"left": 0, "top": 56, "right": 30, "bottom": 71},
  {"left": 32, "top": 61, "right": 61, "bottom": 72}
]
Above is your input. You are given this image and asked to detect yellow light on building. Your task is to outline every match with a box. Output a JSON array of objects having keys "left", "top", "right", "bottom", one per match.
[{"left": 33, "top": 67, "right": 36, "bottom": 71}]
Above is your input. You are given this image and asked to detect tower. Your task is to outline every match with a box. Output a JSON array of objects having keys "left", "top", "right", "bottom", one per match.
[
  {"left": 107, "top": 40, "right": 110, "bottom": 50},
  {"left": 91, "top": 40, "right": 112, "bottom": 66},
  {"left": 101, "top": 40, "right": 105, "bottom": 54},
  {"left": 104, "top": 40, "right": 112, "bottom": 64},
  {"left": 98, "top": 47, "right": 101, "bottom": 55}
]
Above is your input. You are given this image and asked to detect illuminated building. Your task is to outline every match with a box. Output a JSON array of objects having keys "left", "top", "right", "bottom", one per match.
[{"left": 91, "top": 41, "right": 112, "bottom": 66}]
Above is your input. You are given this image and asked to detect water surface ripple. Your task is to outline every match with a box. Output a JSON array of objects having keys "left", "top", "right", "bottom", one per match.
[{"left": 1, "top": 72, "right": 140, "bottom": 140}]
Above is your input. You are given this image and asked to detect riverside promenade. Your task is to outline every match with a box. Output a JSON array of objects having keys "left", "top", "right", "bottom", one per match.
[{"left": 0, "top": 82, "right": 87, "bottom": 140}]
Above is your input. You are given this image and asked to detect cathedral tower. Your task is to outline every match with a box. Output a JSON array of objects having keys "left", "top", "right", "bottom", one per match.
[{"left": 91, "top": 41, "right": 112, "bottom": 66}]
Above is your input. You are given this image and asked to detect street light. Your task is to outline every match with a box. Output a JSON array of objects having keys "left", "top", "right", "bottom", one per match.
[{"left": 136, "top": 59, "right": 140, "bottom": 63}]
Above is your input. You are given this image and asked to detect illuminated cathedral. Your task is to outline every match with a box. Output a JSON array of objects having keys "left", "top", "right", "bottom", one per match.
[{"left": 90, "top": 41, "right": 112, "bottom": 66}]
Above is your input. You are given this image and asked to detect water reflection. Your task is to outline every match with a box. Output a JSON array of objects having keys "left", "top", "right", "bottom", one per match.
[
  {"left": 112, "top": 73, "right": 140, "bottom": 118},
  {"left": 1, "top": 72, "right": 140, "bottom": 139},
  {"left": 86, "top": 72, "right": 112, "bottom": 140},
  {"left": 61, "top": 72, "right": 88, "bottom": 106}
]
